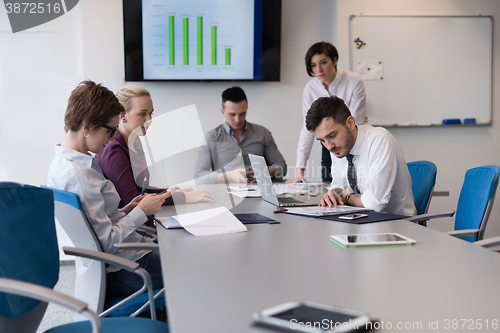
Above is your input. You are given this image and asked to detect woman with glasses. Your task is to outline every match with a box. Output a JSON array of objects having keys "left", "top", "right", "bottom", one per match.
[
  {"left": 47, "top": 80, "right": 169, "bottom": 297},
  {"left": 95, "top": 84, "right": 214, "bottom": 210}
]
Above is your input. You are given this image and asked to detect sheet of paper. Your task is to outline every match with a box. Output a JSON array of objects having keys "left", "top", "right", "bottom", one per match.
[
  {"left": 356, "top": 61, "right": 383, "bottom": 81},
  {"left": 156, "top": 206, "right": 247, "bottom": 236}
]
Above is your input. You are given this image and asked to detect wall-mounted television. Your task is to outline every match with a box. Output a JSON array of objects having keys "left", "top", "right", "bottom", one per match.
[{"left": 123, "top": 0, "right": 281, "bottom": 81}]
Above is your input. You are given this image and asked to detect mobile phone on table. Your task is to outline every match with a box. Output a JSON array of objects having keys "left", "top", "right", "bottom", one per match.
[
  {"left": 338, "top": 213, "right": 368, "bottom": 220},
  {"left": 253, "top": 301, "right": 376, "bottom": 332}
]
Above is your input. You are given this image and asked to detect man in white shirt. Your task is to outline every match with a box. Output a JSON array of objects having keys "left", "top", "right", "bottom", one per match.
[{"left": 305, "top": 96, "right": 416, "bottom": 216}]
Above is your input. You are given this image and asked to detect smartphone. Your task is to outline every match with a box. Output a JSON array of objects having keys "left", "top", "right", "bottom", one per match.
[
  {"left": 338, "top": 213, "right": 368, "bottom": 220},
  {"left": 159, "top": 187, "right": 179, "bottom": 195},
  {"left": 253, "top": 301, "right": 376, "bottom": 332}
]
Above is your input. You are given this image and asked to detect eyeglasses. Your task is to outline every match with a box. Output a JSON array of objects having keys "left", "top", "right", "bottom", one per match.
[{"left": 98, "top": 124, "right": 117, "bottom": 138}]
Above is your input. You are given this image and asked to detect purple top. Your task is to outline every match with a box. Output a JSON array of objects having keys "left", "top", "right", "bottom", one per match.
[{"left": 95, "top": 131, "right": 185, "bottom": 208}]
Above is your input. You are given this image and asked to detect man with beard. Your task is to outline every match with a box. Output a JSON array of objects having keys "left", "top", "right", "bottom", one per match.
[{"left": 305, "top": 96, "right": 416, "bottom": 216}]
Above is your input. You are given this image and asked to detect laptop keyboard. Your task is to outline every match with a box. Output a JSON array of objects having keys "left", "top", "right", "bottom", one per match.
[{"left": 278, "top": 197, "right": 303, "bottom": 204}]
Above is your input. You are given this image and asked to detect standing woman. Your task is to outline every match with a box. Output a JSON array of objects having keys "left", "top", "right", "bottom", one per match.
[
  {"left": 290, "top": 42, "right": 368, "bottom": 183},
  {"left": 47, "top": 80, "right": 170, "bottom": 297},
  {"left": 96, "top": 84, "right": 214, "bottom": 207}
]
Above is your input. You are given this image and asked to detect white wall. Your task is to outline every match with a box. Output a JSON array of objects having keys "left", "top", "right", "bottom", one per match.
[
  {"left": 337, "top": 0, "right": 500, "bottom": 238},
  {"left": 2, "top": 0, "right": 499, "bottom": 242},
  {"left": 0, "top": 0, "right": 336, "bottom": 258},
  {"left": 0, "top": 0, "right": 336, "bottom": 183}
]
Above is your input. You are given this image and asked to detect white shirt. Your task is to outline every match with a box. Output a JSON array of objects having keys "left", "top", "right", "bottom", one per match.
[
  {"left": 330, "top": 125, "right": 416, "bottom": 216},
  {"left": 47, "top": 145, "right": 152, "bottom": 273},
  {"left": 296, "top": 69, "right": 367, "bottom": 168}
]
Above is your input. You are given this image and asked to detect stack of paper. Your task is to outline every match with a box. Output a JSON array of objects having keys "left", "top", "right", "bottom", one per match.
[
  {"left": 227, "top": 184, "right": 261, "bottom": 198},
  {"left": 155, "top": 206, "right": 247, "bottom": 236},
  {"left": 285, "top": 206, "right": 370, "bottom": 217}
]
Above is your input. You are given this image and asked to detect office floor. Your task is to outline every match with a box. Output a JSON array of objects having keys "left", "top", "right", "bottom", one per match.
[{"left": 36, "top": 261, "right": 75, "bottom": 332}]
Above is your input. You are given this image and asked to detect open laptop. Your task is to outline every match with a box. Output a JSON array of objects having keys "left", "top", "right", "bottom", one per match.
[{"left": 249, "top": 154, "right": 323, "bottom": 207}]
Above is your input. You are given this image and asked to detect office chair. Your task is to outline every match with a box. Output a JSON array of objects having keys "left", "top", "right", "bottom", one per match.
[
  {"left": 43, "top": 187, "right": 165, "bottom": 320},
  {"left": 409, "top": 165, "right": 500, "bottom": 242},
  {"left": 0, "top": 182, "right": 169, "bottom": 333},
  {"left": 474, "top": 236, "right": 500, "bottom": 249},
  {"left": 407, "top": 161, "right": 437, "bottom": 216}
]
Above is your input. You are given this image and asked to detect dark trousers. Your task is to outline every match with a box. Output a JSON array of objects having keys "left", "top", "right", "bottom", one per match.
[
  {"left": 321, "top": 145, "right": 333, "bottom": 183},
  {"left": 106, "top": 251, "right": 163, "bottom": 298}
]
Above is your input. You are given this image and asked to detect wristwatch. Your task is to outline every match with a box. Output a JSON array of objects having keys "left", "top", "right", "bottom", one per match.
[{"left": 344, "top": 193, "right": 353, "bottom": 205}]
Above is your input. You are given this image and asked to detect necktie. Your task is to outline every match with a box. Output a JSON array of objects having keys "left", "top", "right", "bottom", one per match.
[{"left": 346, "top": 153, "right": 359, "bottom": 194}]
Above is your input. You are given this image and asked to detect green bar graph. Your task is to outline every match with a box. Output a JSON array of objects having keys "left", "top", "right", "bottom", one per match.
[
  {"left": 225, "top": 48, "right": 230, "bottom": 65},
  {"left": 183, "top": 17, "right": 189, "bottom": 65},
  {"left": 169, "top": 16, "right": 175, "bottom": 65},
  {"left": 197, "top": 16, "right": 203, "bottom": 65},
  {"left": 211, "top": 26, "right": 217, "bottom": 65}
]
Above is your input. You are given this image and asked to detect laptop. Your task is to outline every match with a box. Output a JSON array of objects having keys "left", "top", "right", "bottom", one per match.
[{"left": 249, "top": 154, "right": 323, "bottom": 207}]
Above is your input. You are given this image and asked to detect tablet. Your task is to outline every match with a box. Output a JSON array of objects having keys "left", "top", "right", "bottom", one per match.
[
  {"left": 253, "top": 301, "right": 376, "bottom": 333},
  {"left": 330, "top": 233, "right": 416, "bottom": 248}
]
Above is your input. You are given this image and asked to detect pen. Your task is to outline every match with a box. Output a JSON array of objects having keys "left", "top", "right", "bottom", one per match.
[
  {"left": 141, "top": 177, "right": 147, "bottom": 195},
  {"left": 274, "top": 209, "right": 288, "bottom": 214}
]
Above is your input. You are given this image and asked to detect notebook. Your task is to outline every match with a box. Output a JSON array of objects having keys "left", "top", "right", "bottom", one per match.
[{"left": 249, "top": 154, "right": 322, "bottom": 207}]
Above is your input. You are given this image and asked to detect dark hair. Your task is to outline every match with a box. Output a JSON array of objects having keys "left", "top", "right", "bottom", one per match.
[
  {"left": 64, "top": 80, "right": 124, "bottom": 132},
  {"left": 305, "top": 96, "right": 351, "bottom": 132},
  {"left": 305, "top": 42, "right": 339, "bottom": 77},
  {"left": 221, "top": 86, "right": 247, "bottom": 108}
]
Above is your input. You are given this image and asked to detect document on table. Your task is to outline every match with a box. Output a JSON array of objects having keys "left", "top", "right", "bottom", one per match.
[
  {"left": 227, "top": 184, "right": 261, "bottom": 198},
  {"left": 154, "top": 206, "right": 247, "bottom": 236},
  {"left": 285, "top": 206, "right": 370, "bottom": 217},
  {"left": 274, "top": 182, "right": 325, "bottom": 195}
]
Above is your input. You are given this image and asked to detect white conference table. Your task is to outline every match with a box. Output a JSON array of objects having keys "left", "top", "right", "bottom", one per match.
[{"left": 157, "top": 187, "right": 500, "bottom": 333}]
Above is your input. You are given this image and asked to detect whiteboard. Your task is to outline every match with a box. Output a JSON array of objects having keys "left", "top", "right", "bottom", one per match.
[{"left": 349, "top": 16, "right": 492, "bottom": 126}]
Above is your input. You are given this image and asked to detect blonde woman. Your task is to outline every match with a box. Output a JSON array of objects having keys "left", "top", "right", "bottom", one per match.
[{"left": 96, "top": 84, "right": 214, "bottom": 207}]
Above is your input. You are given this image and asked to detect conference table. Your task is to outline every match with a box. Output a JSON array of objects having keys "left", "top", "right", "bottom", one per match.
[{"left": 157, "top": 185, "right": 500, "bottom": 333}]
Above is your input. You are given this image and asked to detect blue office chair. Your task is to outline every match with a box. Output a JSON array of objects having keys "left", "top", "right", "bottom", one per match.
[
  {"left": 43, "top": 187, "right": 165, "bottom": 320},
  {"left": 0, "top": 182, "right": 169, "bottom": 333},
  {"left": 410, "top": 165, "right": 500, "bottom": 242},
  {"left": 407, "top": 161, "right": 437, "bottom": 217}
]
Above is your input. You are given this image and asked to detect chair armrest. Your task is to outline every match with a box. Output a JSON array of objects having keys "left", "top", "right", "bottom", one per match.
[
  {"left": 63, "top": 247, "right": 158, "bottom": 320},
  {"left": 0, "top": 277, "right": 101, "bottom": 333},
  {"left": 137, "top": 225, "right": 157, "bottom": 238},
  {"left": 474, "top": 236, "right": 500, "bottom": 248},
  {"left": 114, "top": 243, "right": 159, "bottom": 251},
  {"left": 63, "top": 246, "right": 139, "bottom": 272},
  {"left": 138, "top": 225, "right": 156, "bottom": 233},
  {"left": 408, "top": 211, "right": 455, "bottom": 223},
  {"left": 445, "top": 229, "right": 479, "bottom": 238}
]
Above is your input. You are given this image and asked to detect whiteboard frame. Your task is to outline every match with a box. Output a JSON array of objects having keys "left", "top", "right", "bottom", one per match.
[{"left": 348, "top": 15, "right": 493, "bottom": 127}]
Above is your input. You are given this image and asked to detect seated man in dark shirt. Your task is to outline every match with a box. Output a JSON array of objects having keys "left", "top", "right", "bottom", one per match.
[{"left": 194, "top": 86, "right": 287, "bottom": 184}]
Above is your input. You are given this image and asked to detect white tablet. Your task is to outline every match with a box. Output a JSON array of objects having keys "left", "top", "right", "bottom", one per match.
[
  {"left": 330, "top": 233, "right": 416, "bottom": 248},
  {"left": 253, "top": 301, "right": 376, "bottom": 333}
]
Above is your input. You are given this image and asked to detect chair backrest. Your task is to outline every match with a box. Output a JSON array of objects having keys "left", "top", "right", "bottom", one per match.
[
  {"left": 407, "top": 161, "right": 437, "bottom": 215},
  {"left": 43, "top": 187, "right": 106, "bottom": 318},
  {"left": 0, "top": 182, "right": 59, "bottom": 333},
  {"left": 455, "top": 165, "right": 500, "bottom": 242}
]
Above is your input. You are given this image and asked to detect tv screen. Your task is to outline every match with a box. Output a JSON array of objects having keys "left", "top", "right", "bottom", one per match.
[{"left": 123, "top": 0, "right": 281, "bottom": 81}]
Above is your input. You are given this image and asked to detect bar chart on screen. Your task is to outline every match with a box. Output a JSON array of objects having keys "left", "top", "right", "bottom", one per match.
[{"left": 142, "top": 0, "right": 254, "bottom": 80}]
